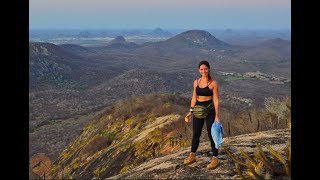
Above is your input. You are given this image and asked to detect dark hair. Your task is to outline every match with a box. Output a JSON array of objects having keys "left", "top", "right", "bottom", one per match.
[{"left": 198, "top": 60, "right": 212, "bottom": 81}]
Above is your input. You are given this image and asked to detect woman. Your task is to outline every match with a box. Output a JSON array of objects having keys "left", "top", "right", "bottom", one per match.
[{"left": 184, "top": 60, "right": 220, "bottom": 170}]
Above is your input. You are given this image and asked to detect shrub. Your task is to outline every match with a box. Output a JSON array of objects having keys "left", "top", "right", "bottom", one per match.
[
  {"left": 264, "top": 96, "right": 291, "bottom": 127},
  {"left": 223, "top": 141, "right": 291, "bottom": 179}
]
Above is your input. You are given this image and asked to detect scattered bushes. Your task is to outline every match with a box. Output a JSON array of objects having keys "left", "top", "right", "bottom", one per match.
[{"left": 111, "top": 93, "right": 189, "bottom": 120}]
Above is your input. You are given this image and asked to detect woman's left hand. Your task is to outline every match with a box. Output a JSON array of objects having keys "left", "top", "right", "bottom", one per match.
[{"left": 214, "top": 118, "right": 220, "bottom": 123}]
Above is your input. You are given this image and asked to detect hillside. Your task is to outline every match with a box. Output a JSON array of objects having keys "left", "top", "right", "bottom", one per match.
[
  {"left": 29, "top": 42, "right": 104, "bottom": 90},
  {"left": 29, "top": 30, "right": 291, "bottom": 122},
  {"left": 40, "top": 93, "right": 290, "bottom": 179},
  {"left": 238, "top": 38, "right": 291, "bottom": 62}
]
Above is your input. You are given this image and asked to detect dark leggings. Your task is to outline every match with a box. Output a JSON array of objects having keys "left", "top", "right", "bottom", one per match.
[{"left": 191, "top": 100, "right": 218, "bottom": 156}]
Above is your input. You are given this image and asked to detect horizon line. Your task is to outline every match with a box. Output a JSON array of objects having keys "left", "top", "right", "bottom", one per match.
[{"left": 29, "top": 27, "right": 291, "bottom": 31}]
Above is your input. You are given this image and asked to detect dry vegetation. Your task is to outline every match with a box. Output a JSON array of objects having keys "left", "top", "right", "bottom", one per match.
[
  {"left": 224, "top": 140, "right": 291, "bottom": 179},
  {"left": 39, "top": 93, "right": 291, "bottom": 179}
]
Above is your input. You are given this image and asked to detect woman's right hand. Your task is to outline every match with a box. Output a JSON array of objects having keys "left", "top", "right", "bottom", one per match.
[{"left": 185, "top": 112, "right": 192, "bottom": 122}]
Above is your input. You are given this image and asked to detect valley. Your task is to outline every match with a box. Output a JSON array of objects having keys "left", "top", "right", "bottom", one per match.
[{"left": 29, "top": 29, "right": 291, "bottom": 178}]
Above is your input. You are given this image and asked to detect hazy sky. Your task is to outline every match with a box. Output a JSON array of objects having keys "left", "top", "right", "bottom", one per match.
[{"left": 29, "top": 0, "right": 291, "bottom": 30}]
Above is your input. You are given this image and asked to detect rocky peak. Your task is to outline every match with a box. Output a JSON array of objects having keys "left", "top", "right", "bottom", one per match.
[
  {"left": 111, "top": 36, "right": 126, "bottom": 43},
  {"left": 166, "top": 30, "right": 230, "bottom": 48},
  {"left": 178, "top": 30, "right": 213, "bottom": 39},
  {"left": 106, "top": 36, "right": 139, "bottom": 49}
]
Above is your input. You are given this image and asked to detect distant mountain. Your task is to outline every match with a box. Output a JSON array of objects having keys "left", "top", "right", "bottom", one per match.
[
  {"left": 29, "top": 42, "right": 87, "bottom": 89},
  {"left": 29, "top": 42, "right": 107, "bottom": 90},
  {"left": 224, "top": 28, "right": 233, "bottom": 33},
  {"left": 257, "top": 38, "right": 291, "bottom": 50},
  {"left": 110, "top": 36, "right": 126, "bottom": 43},
  {"left": 132, "top": 30, "right": 232, "bottom": 57},
  {"left": 241, "top": 38, "right": 291, "bottom": 61},
  {"left": 151, "top": 28, "right": 172, "bottom": 36},
  {"left": 106, "top": 36, "right": 139, "bottom": 49},
  {"left": 163, "top": 30, "right": 231, "bottom": 49}
]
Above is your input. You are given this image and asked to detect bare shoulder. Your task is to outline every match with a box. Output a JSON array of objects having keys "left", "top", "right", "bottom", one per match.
[
  {"left": 210, "top": 79, "right": 219, "bottom": 88},
  {"left": 193, "top": 79, "right": 198, "bottom": 87}
]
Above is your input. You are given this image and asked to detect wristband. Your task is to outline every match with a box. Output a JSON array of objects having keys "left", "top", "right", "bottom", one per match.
[{"left": 189, "top": 108, "right": 193, "bottom": 113}]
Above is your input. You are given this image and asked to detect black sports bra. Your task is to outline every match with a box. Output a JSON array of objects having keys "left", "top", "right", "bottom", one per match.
[{"left": 196, "top": 79, "right": 213, "bottom": 96}]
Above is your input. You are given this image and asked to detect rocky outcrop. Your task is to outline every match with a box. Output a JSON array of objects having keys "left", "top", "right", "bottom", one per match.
[{"left": 107, "top": 128, "right": 290, "bottom": 179}]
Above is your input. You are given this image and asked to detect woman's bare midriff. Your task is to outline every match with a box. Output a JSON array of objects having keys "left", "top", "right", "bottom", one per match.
[{"left": 197, "top": 96, "right": 213, "bottom": 102}]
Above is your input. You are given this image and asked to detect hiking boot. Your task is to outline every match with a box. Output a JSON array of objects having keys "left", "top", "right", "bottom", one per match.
[
  {"left": 183, "top": 152, "right": 196, "bottom": 165},
  {"left": 207, "top": 156, "right": 219, "bottom": 170}
]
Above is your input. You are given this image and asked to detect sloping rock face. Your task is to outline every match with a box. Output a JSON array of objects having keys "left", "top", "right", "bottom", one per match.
[{"left": 107, "top": 128, "right": 290, "bottom": 179}]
